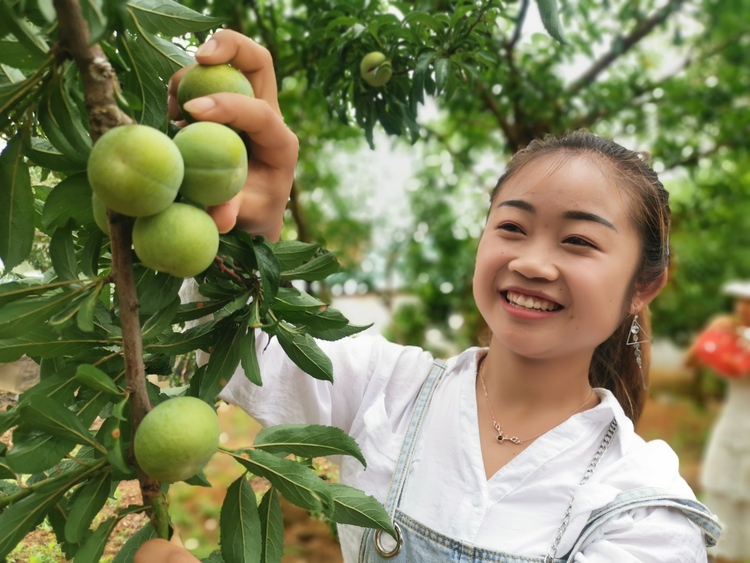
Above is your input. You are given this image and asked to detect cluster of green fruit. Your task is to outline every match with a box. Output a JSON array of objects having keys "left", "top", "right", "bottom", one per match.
[{"left": 88, "top": 64, "right": 253, "bottom": 278}]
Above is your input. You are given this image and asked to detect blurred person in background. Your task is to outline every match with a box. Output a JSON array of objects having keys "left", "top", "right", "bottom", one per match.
[{"left": 686, "top": 280, "right": 750, "bottom": 563}]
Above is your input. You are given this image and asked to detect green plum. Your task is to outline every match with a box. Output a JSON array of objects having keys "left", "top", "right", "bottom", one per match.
[
  {"left": 87, "top": 125, "right": 184, "bottom": 217},
  {"left": 174, "top": 122, "right": 248, "bottom": 206},
  {"left": 134, "top": 396, "right": 220, "bottom": 484},
  {"left": 177, "top": 63, "right": 253, "bottom": 123},
  {"left": 132, "top": 203, "right": 219, "bottom": 278},
  {"left": 360, "top": 52, "right": 393, "bottom": 87}
]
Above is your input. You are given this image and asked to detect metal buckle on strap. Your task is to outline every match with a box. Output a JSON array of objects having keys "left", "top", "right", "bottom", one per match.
[{"left": 373, "top": 523, "right": 403, "bottom": 558}]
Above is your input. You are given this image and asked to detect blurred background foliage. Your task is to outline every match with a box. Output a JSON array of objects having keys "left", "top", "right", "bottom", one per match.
[{"left": 173, "top": 0, "right": 750, "bottom": 353}]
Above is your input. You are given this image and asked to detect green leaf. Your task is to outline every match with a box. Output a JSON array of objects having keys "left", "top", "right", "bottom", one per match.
[
  {"left": 64, "top": 471, "right": 112, "bottom": 543},
  {"left": 76, "top": 286, "right": 100, "bottom": 332},
  {"left": 117, "top": 30, "right": 169, "bottom": 129},
  {"left": 434, "top": 58, "right": 450, "bottom": 96},
  {"left": 41, "top": 172, "right": 93, "bottom": 231},
  {"left": 125, "top": 0, "right": 224, "bottom": 36},
  {"left": 202, "top": 321, "right": 243, "bottom": 402},
  {"left": 174, "top": 297, "right": 232, "bottom": 324},
  {"left": 4, "top": 427, "right": 75, "bottom": 474},
  {"left": 146, "top": 320, "right": 216, "bottom": 356},
  {"left": 49, "top": 224, "right": 80, "bottom": 281},
  {"left": 265, "top": 240, "right": 319, "bottom": 271},
  {"left": 253, "top": 424, "right": 366, "bottom": 466},
  {"left": 536, "top": 0, "right": 568, "bottom": 44},
  {"left": 111, "top": 522, "right": 158, "bottom": 563},
  {"left": 220, "top": 475, "right": 262, "bottom": 563},
  {"left": 80, "top": 0, "right": 108, "bottom": 43},
  {"left": 0, "top": 481, "right": 68, "bottom": 559},
  {"left": 0, "top": 325, "right": 108, "bottom": 362},
  {"left": 279, "top": 252, "right": 341, "bottom": 282},
  {"left": 75, "top": 364, "right": 123, "bottom": 396},
  {"left": 18, "top": 395, "right": 99, "bottom": 448},
  {"left": 233, "top": 449, "right": 332, "bottom": 514},
  {"left": 244, "top": 235, "right": 280, "bottom": 314},
  {"left": 0, "top": 131, "right": 34, "bottom": 272},
  {"left": 240, "top": 328, "right": 262, "bottom": 386},
  {"left": 133, "top": 266, "right": 183, "bottom": 315},
  {"left": 0, "top": 292, "right": 80, "bottom": 339},
  {"left": 74, "top": 516, "right": 118, "bottom": 563},
  {"left": 0, "top": 37, "right": 44, "bottom": 69},
  {"left": 0, "top": 0, "right": 50, "bottom": 64},
  {"left": 25, "top": 136, "right": 84, "bottom": 172},
  {"left": 141, "top": 296, "right": 180, "bottom": 341},
  {"left": 184, "top": 470, "right": 212, "bottom": 487},
  {"left": 274, "top": 328, "right": 333, "bottom": 382},
  {"left": 271, "top": 287, "right": 327, "bottom": 312},
  {"left": 322, "top": 482, "right": 395, "bottom": 537},
  {"left": 258, "top": 489, "right": 284, "bottom": 563}
]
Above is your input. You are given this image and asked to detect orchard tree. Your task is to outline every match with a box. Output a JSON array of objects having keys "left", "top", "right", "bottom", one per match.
[{"left": 0, "top": 0, "right": 571, "bottom": 561}]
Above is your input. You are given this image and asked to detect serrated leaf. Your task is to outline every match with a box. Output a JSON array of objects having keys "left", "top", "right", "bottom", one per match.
[
  {"left": 253, "top": 424, "right": 366, "bottom": 466},
  {"left": 174, "top": 297, "right": 231, "bottom": 324},
  {"left": 41, "top": 172, "right": 93, "bottom": 230},
  {"left": 125, "top": 0, "right": 224, "bottom": 36},
  {"left": 271, "top": 287, "right": 327, "bottom": 312},
  {"left": 220, "top": 475, "right": 261, "bottom": 563},
  {"left": 49, "top": 224, "right": 79, "bottom": 281},
  {"left": 3, "top": 427, "right": 72, "bottom": 474},
  {"left": 234, "top": 450, "right": 331, "bottom": 514},
  {"left": 111, "top": 522, "right": 158, "bottom": 563},
  {"left": 240, "top": 328, "right": 262, "bottom": 386},
  {"left": 0, "top": 37, "right": 44, "bottom": 69},
  {"left": 146, "top": 320, "right": 216, "bottom": 356},
  {"left": 18, "top": 395, "right": 99, "bottom": 448},
  {"left": 75, "top": 364, "right": 123, "bottom": 396},
  {"left": 258, "top": 489, "right": 284, "bottom": 563},
  {"left": 74, "top": 516, "right": 118, "bottom": 563},
  {"left": 64, "top": 471, "right": 112, "bottom": 543},
  {"left": 0, "top": 131, "right": 34, "bottom": 272},
  {"left": 280, "top": 252, "right": 340, "bottom": 282},
  {"left": 265, "top": 240, "right": 319, "bottom": 271},
  {"left": 0, "top": 0, "right": 50, "bottom": 65},
  {"left": 76, "top": 286, "right": 100, "bottom": 332},
  {"left": 117, "top": 30, "right": 169, "bottom": 128},
  {"left": 141, "top": 296, "right": 180, "bottom": 341},
  {"left": 536, "top": 0, "right": 568, "bottom": 44},
  {"left": 133, "top": 265, "right": 183, "bottom": 314},
  {"left": 322, "top": 482, "right": 395, "bottom": 537},
  {"left": 434, "top": 58, "right": 451, "bottom": 96},
  {"left": 24, "top": 136, "right": 84, "bottom": 172},
  {"left": 184, "top": 470, "right": 212, "bottom": 487},
  {"left": 274, "top": 329, "right": 333, "bottom": 382}
]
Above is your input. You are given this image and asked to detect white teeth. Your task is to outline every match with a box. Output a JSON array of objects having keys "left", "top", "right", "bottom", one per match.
[{"left": 506, "top": 291, "right": 558, "bottom": 311}]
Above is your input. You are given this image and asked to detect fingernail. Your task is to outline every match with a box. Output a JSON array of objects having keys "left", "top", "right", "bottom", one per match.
[
  {"left": 183, "top": 97, "right": 216, "bottom": 113},
  {"left": 195, "top": 40, "right": 217, "bottom": 57}
]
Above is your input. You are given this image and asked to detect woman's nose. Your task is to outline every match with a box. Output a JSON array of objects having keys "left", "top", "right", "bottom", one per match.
[{"left": 507, "top": 244, "right": 559, "bottom": 281}]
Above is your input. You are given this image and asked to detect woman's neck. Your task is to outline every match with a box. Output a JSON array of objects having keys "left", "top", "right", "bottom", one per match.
[{"left": 481, "top": 339, "right": 594, "bottom": 410}]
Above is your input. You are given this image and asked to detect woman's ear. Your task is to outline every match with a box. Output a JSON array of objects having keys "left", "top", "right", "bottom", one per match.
[{"left": 630, "top": 269, "right": 668, "bottom": 314}]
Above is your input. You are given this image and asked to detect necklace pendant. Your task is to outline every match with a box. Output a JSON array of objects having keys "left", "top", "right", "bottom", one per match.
[{"left": 496, "top": 432, "right": 522, "bottom": 445}]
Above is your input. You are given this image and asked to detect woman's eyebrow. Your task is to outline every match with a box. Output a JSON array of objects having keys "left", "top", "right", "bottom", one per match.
[{"left": 497, "top": 200, "right": 617, "bottom": 232}]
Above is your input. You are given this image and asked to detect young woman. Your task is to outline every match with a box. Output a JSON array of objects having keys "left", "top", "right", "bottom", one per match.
[{"left": 136, "top": 30, "right": 720, "bottom": 562}]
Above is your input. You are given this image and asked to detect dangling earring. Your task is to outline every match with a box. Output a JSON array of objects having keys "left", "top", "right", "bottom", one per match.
[{"left": 627, "top": 313, "right": 650, "bottom": 390}]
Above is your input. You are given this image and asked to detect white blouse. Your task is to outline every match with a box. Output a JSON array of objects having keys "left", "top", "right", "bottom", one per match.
[{"left": 218, "top": 332, "right": 710, "bottom": 562}]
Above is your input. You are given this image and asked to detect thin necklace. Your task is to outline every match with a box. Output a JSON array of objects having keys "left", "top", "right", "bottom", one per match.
[{"left": 478, "top": 358, "right": 595, "bottom": 445}]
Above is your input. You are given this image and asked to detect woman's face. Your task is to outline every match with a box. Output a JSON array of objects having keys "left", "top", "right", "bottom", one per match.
[{"left": 473, "top": 154, "right": 647, "bottom": 361}]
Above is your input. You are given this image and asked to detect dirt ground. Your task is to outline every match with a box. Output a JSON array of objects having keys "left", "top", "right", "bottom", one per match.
[{"left": 3, "top": 367, "right": 723, "bottom": 562}]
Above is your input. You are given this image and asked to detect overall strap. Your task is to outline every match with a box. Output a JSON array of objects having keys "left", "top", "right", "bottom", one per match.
[
  {"left": 563, "top": 487, "right": 722, "bottom": 559},
  {"left": 358, "top": 358, "right": 448, "bottom": 561},
  {"left": 381, "top": 358, "right": 449, "bottom": 517}
]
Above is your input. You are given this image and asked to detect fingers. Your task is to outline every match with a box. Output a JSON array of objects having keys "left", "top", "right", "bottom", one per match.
[
  {"left": 193, "top": 29, "right": 280, "bottom": 115},
  {"left": 181, "top": 93, "right": 298, "bottom": 171},
  {"left": 134, "top": 539, "right": 201, "bottom": 563}
]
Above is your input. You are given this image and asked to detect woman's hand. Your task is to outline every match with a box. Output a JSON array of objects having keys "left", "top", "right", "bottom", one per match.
[
  {"left": 168, "top": 30, "right": 299, "bottom": 241},
  {"left": 133, "top": 539, "right": 201, "bottom": 563}
]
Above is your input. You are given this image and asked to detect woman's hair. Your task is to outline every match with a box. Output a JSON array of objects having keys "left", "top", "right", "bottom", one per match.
[{"left": 490, "top": 130, "right": 671, "bottom": 422}]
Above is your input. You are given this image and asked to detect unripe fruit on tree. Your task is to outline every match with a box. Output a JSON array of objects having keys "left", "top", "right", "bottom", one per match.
[
  {"left": 173, "top": 122, "right": 248, "bottom": 206},
  {"left": 134, "top": 396, "right": 220, "bottom": 484},
  {"left": 87, "top": 125, "right": 184, "bottom": 217},
  {"left": 360, "top": 52, "right": 393, "bottom": 87},
  {"left": 177, "top": 63, "right": 253, "bottom": 123},
  {"left": 92, "top": 192, "right": 109, "bottom": 235},
  {"left": 132, "top": 203, "right": 219, "bottom": 278}
]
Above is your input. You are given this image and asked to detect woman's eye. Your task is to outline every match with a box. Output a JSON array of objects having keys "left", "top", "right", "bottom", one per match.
[
  {"left": 496, "top": 223, "right": 524, "bottom": 234},
  {"left": 564, "top": 236, "right": 595, "bottom": 248}
]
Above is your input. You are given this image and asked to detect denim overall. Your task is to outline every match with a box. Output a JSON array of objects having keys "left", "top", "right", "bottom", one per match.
[{"left": 359, "top": 360, "right": 722, "bottom": 562}]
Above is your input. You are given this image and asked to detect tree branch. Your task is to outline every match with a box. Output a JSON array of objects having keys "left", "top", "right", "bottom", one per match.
[
  {"left": 52, "top": 0, "right": 166, "bottom": 537},
  {"left": 506, "top": 0, "right": 530, "bottom": 52},
  {"left": 568, "top": 0, "right": 684, "bottom": 96}
]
